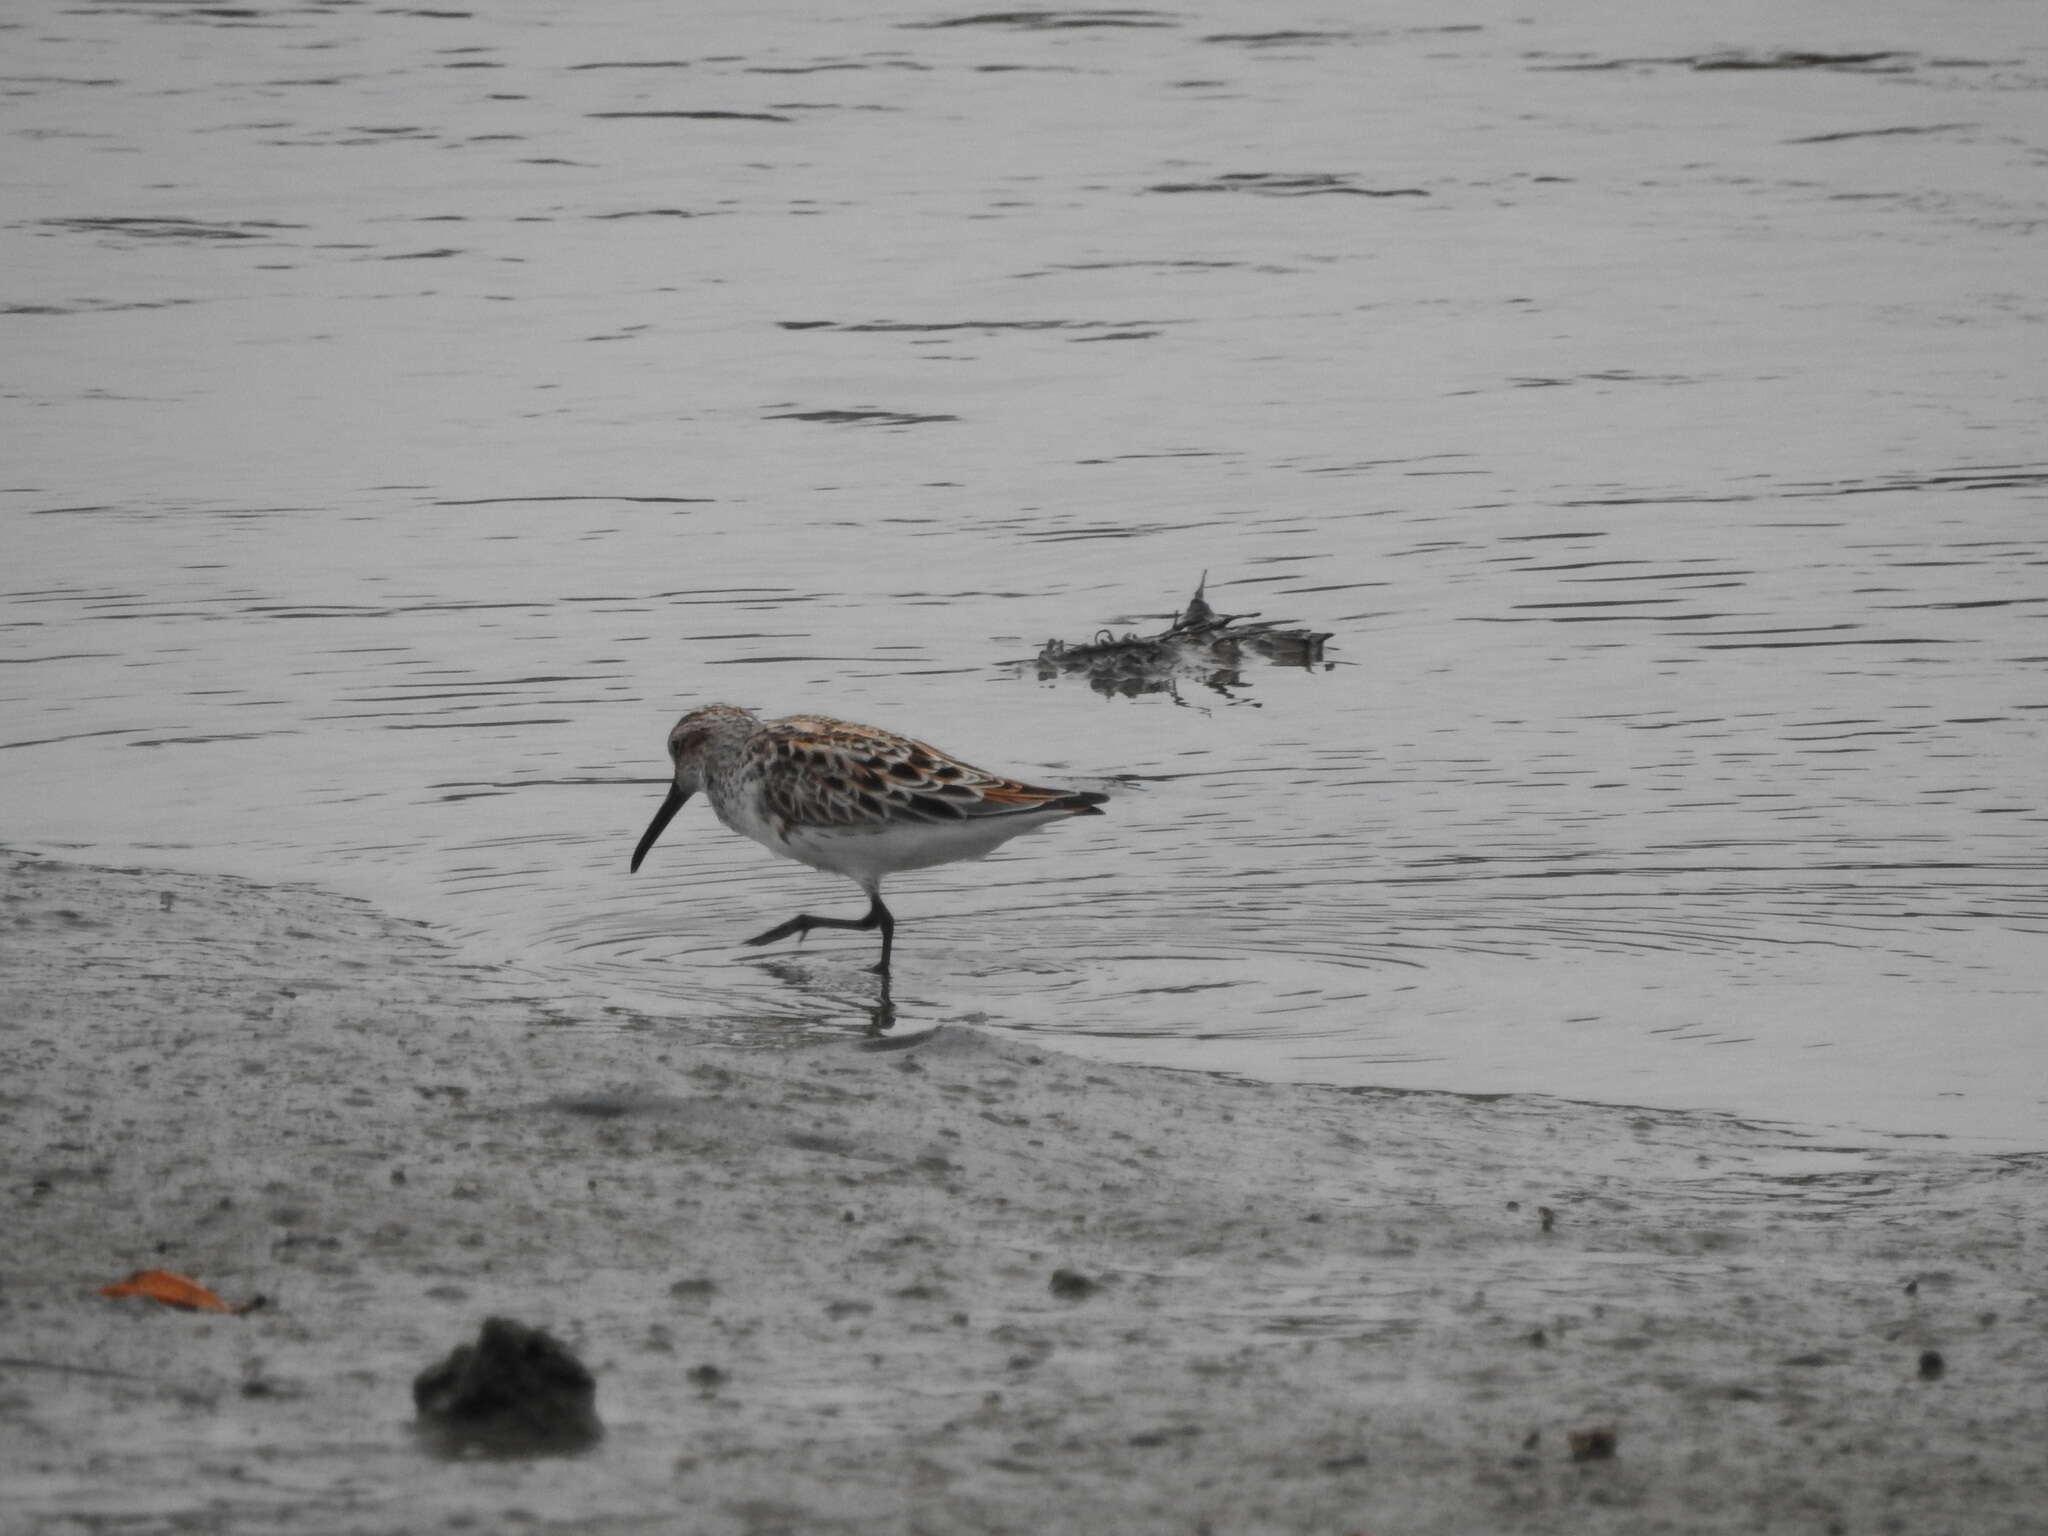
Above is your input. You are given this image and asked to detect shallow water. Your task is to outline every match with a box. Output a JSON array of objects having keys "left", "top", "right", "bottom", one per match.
[{"left": 6, "top": 0, "right": 2045, "bottom": 1146}]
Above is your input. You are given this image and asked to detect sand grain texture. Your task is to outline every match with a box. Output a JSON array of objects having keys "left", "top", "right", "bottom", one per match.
[{"left": 2, "top": 852, "right": 2042, "bottom": 1534}]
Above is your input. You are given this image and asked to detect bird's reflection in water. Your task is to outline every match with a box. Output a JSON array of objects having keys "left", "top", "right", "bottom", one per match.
[{"left": 751, "top": 956, "right": 899, "bottom": 1036}]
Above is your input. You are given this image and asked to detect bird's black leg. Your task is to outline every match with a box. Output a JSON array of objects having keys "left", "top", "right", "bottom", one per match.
[
  {"left": 869, "top": 898, "right": 895, "bottom": 975},
  {"left": 744, "top": 894, "right": 895, "bottom": 973},
  {"left": 864, "top": 967, "right": 897, "bottom": 1036}
]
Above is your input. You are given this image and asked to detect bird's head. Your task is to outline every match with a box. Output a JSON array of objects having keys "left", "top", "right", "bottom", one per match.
[{"left": 630, "top": 704, "right": 756, "bottom": 872}]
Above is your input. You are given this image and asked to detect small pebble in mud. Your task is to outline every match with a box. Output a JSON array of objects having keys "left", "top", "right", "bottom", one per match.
[
  {"left": 412, "top": 1317, "right": 602, "bottom": 1455},
  {"left": 1049, "top": 1268, "right": 1101, "bottom": 1300},
  {"left": 1918, "top": 1350, "right": 1945, "bottom": 1380},
  {"left": 1567, "top": 1425, "right": 1618, "bottom": 1462}
]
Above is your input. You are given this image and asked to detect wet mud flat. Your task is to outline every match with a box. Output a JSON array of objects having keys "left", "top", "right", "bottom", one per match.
[{"left": 3, "top": 852, "right": 2044, "bottom": 1535}]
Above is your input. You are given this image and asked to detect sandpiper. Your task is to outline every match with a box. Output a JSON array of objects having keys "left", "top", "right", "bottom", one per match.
[{"left": 630, "top": 704, "right": 1108, "bottom": 971}]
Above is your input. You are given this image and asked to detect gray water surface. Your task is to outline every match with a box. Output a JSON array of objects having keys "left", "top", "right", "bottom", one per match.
[{"left": 7, "top": 0, "right": 2045, "bottom": 1145}]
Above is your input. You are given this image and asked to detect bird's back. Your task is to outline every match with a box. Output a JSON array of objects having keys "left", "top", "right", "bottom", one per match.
[{"left": 740, "top": 715, "right": 1102, "bottom": 829}]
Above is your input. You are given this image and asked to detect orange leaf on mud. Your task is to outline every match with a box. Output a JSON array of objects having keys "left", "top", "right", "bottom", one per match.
[{"left": 98, "top": 1269, "right": 234, "bottom": 1313}]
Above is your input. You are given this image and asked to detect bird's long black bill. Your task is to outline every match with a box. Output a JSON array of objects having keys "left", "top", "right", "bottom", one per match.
[{"left": 630, "top": 784, "right": 691, "bottom": 872}]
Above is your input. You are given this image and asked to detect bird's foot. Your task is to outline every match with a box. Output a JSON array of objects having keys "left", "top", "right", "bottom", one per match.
[{"left": 744, "top": 912, "right": 865, "bottom": 949}]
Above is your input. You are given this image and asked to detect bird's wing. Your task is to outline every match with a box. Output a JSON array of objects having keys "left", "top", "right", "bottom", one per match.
[{"left": 755, "top": 716, "right": 1103, "bottom": 830}]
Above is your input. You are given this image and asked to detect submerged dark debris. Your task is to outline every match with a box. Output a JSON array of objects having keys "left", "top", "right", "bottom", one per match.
[
  {"left": 902, "top": 10, "right": 1176, "bottom": 30},
  {"left": 1025, "top": 577, "right": 1333, "bottom": 700},
  {"left": 1146, "top": 171, "right": 1428, "bottom": 197},
  {"left": 1536, "top": 50, "right": 1919, "bottom": 74}
]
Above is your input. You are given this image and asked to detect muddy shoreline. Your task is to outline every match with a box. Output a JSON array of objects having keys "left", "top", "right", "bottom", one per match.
[{"left": 4, "top": 850, "right": 2042, "bottom": 1534}]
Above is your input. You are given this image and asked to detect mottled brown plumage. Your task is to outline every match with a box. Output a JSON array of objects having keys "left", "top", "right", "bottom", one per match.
[{"left": 747, "top": 715, "right": 1088, "bottom": 832}]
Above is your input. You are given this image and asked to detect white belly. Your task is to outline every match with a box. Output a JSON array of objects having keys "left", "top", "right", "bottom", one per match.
[{"left": 723, "top": 802, "right": 1072, "bottom": 886}]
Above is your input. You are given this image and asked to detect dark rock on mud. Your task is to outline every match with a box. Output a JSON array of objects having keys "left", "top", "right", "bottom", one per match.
[
  {"left": 413, "top": 1317, "right": 603, "bottom": 1456},
  {"left": 1567, "top": 1425, "right": 1619, "bottom": 1462}
]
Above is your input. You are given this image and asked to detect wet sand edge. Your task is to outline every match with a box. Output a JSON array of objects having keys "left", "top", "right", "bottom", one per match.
[{"left": 4, "top": 850, "right": 2041, "bottom": 1534}]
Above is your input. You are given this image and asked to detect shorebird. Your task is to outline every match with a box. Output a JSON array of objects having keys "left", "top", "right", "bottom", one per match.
[{"left": 630, "top": 704, "right": 1108, "bottom": 972}]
